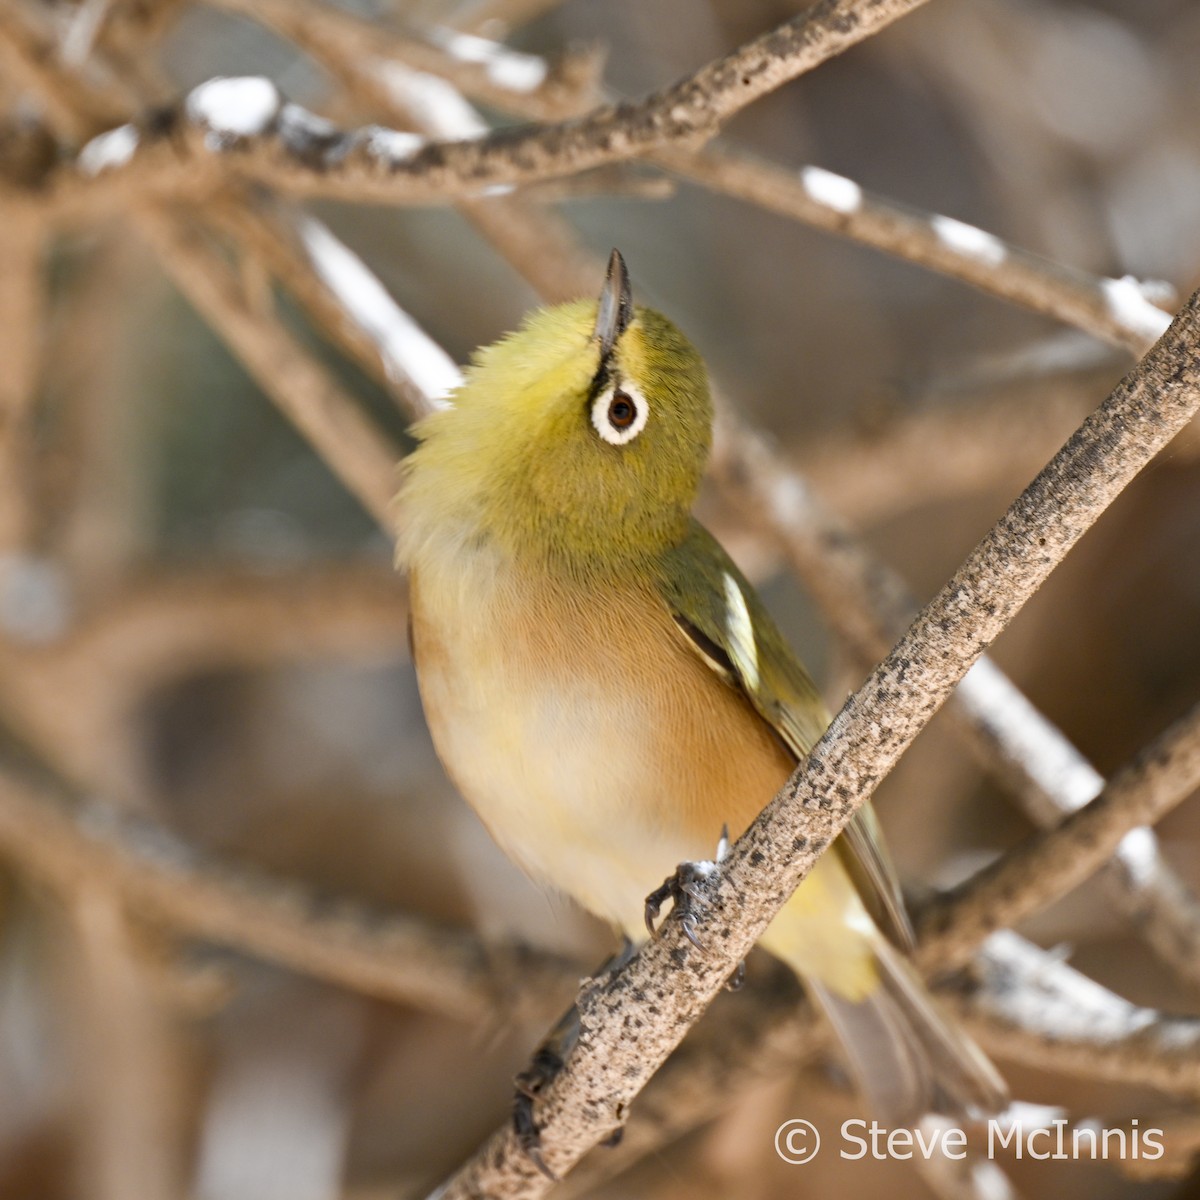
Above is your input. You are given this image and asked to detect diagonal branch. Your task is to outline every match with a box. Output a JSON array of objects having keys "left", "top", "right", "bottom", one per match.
[
  {"left": 665, "top": 146, "right": 1171, "bottom": 355},
  {"left": 713, "top": 418, "right": 1200, "bottom": 988},
  {"left": 52, "top": 0, "right": 933, "bottom": 212},
  {"left": 917, "top": 700, "right": 1200, "bottom": 972},
  {"left": 138, "top": 209, "right": 403, "bottom": 531}
]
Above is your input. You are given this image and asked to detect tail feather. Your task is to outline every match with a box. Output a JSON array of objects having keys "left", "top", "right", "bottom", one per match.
[{"left": 808, "top": 937, "right": 1007, "bottom": 1126}]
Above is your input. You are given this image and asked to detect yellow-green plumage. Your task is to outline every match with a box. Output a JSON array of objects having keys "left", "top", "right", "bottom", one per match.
[{"left": 398, "top": 257, "right": 1005, "bottom": 1122}]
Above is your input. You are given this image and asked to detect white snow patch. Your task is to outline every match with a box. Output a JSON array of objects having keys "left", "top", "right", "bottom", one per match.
[
  {"left": 187, "top": 77, "right": 280, "bottom": 140},
  {"left": 931, "top": 214, "right": 1008, "bottom": 267},
  {"left": 361, "top": 125, "right": 425, "bottom": 164},
  {"left": 78, "top": 124, "right": 139, "bottom": 175},
  {"left": 800, "top": 166, "right": 862, "bottom": 214},
  {"left": 297, "top": 217, "right": 461, "bottom": 409},
  {"left": 372, "top": 62, "right": 488, "bottom": 140},
  {"left": 1101, "top": 274, "right": 1171, "bottom": 345},
  {"left": 430, "top": 29, "right": 548, "bottom": 93}
]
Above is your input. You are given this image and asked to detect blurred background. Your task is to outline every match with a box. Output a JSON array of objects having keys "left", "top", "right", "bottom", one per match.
[{"left": 1, "top": 0, "right": 1200, "bottom": 1197}]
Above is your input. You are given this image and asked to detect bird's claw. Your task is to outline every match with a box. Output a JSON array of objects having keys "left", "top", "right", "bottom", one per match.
[{"left": 644, "top": 858, "right": 717, "bottom": 949}]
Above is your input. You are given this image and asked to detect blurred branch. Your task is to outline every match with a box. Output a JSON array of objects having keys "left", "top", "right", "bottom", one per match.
[
  {"left": 62, "top": 886, "right": 188, "bottom": 1200},
  {"left": 0, "top": 727, "right": 578, "bottom": 1023},
  {"left": 448, "top": 0, "right": 569, "bottom": 35},
  {"left": 666, "top": 147, "right": 1171, "bottom": 355},
  {"left": 430, "top": 288, "right": 1200, "bottom": 1197},
  {"left": 796, "top": 375, "right": 1099, "bottom": 524},
  {"left": 139, "top": 209, "right": 403, "bottom": 531},
  {"left": 206, "top": 0, "right": 604, "bottom": 121},
  {"left": 0, "top": 210, "right": 44, "bottom": 551},
  {"left": 0, "top": 561, "right": 409, "bottom": 798},
  {"left": 209, "top": 196, "right": 460, "bottom": 420},
  {"left": 955, "top": 933, "right": 1200, "bottom": 1097},
  {"left": 918, "top": 699, "right": 1200, "bottom": 972},
  {"left": 49, "top": 0, "right": 932, "bottom": 211},
  {"left": 13, "top": 562, "right": 410, "bottom": 690}
]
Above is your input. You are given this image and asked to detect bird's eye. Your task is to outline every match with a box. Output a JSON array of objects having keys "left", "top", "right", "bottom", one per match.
[
  {"left": 591, "top": 383, "right": 648, "bottom": 446},
  {"left": 609, "top": 394, "right": 635, "bottom": 428}
]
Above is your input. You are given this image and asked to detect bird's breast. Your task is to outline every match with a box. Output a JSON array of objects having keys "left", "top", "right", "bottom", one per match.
[{"left": 408, "top": 543, "right": 794, "bottom": 932}]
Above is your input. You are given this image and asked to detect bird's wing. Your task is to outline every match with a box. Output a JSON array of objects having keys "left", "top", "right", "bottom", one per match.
[{"left": 658, "top": 519, "right": 915, "bottom": 952}]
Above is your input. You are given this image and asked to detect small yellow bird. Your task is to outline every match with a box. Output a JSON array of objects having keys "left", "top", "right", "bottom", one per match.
[{"left": 398, "top": 251, "right": 1005, "bottom": 1123}]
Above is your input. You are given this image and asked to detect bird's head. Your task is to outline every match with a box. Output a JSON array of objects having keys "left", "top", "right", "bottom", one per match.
[{"left": 399, "top": 250, "right": 712, "bottom": 577}]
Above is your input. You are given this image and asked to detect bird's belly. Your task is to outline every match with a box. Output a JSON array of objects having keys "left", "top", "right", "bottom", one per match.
[{"left": 409, "top": 562, "right": 794, "bottom": 934}]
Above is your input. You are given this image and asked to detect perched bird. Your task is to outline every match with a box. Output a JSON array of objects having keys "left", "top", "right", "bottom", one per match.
[{"left": 398, "top": 250, "right": 1006, "bottom": 1124}]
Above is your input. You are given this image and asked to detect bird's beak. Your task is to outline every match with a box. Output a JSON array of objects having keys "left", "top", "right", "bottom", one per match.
[{"left": 594, "top": 248, "right": 633, "bottom": 360}]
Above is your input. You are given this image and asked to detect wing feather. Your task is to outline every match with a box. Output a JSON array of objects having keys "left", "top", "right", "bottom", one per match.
[{"left": 660, "top": 520, "right": 914, "bottom": 951}]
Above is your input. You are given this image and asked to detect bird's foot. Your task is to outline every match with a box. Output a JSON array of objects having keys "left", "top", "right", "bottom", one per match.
[
  {"left": 645, "top": 827, "right": 744, "bottom": 987},
  {"left": 513, "top": 1042, "right": 566, "bottom": 1180},
  {"left": 511, "top": 938, "right": 636, "bottom": 1176},
  {"left": 644, "top": 859, "right": 715, "bottom": 948}
]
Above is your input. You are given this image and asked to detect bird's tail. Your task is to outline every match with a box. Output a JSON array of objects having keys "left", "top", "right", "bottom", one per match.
[{"left": 805, "top": 933, "right": 1007, "bottom": 1125}]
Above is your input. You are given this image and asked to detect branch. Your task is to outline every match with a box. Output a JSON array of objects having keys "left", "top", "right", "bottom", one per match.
[
  {"left": 56, "top": 0, "right": 932, "bottom": 211},
  {"left": 953, "top": 933, "right": 1200, "bottom": 1096},
  {"left": 917, "top": 699, "right": 1200, "bottom": 971},
  {"left": 0, "top": 209, "right": 44, "bottom": 551},
  {"left": 665, "top": 147, "right": 1171, "bottom": 354},
  {"left": 430, "top": 286, "right": 1200, "bottom": 1196},
  {"left": 0, "top": 724, "right": 578, "bottom": 1023},
  {"left": 205, "top": 0, "right": 603, "bottom": 122},
  {"left": 796, "top": 373, "right": 1104, "bottom": 524},
  {"left": 712, "top": 417, "right": 1200, "bottom": 989},
  {"left": 138, "top": 209, "right": 403, "bottom": 531},
  {"left": 12, "top": 562, "right": 411, "bottom": 690}
]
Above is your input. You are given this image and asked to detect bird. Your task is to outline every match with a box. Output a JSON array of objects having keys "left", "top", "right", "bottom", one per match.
[{"left": 397, "top": 248, "right": 1006, "bottom": 1127}]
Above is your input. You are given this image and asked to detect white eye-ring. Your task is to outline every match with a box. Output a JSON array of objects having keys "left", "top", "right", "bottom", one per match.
[{"left": 591, "top": 382, "right": 649, "bottom": 446}]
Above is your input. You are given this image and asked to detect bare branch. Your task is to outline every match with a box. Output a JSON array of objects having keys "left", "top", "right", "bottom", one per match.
[
  {"left": 918, "top": 700, "right": 1200, "bottom": 971},
  {"left": 666, "top": 147, "right": 1171, "bottom": 354},
  {"left": 0, "top": 727, "right": 578, "bottom": 1023},
  {"left": 138, "top": 209, "right": 403, "bottom": 532},
  {"left": 55, "top": 1, "right": 933, "bottom": 211}
]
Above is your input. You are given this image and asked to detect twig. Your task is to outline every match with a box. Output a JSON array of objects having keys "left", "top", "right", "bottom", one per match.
[
  {"left": 429, "top": 284, "right": 1200, "bottom": 1197},
  {"left": 665, "top": 146, "right": 1171, "bottom": 355},
  {"left": 205, "top": 0, "right": 602, "bottom": 122},
  {"left": 954, "top": 933, "right": 1200, "bottom": 1096},
  {"left": 917, "top": 700, "right": 1200, "bottom": 971}
]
